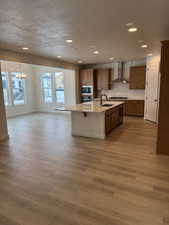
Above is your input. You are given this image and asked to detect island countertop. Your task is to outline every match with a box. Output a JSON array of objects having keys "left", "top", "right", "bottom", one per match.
[{"left": 56, "top": 101, "right": 124, "bottom": 113}]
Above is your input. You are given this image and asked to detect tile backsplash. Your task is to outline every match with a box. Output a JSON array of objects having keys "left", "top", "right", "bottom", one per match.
[{"left": 103, "top": 82, "right": 145, "bottom": 99}]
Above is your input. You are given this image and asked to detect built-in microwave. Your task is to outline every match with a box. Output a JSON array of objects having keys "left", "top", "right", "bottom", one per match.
[{"left": 81, "top": 86, "right": 93, "bottom": 94}]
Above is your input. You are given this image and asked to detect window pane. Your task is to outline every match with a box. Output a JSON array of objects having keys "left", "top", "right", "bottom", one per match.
[
  {"left": 55, "top": 72, "right": 64, "bottom": 103},
  {"left": 1, "top": 72, "right": 9, "bottom": 105},
  {"left": 12, "top": 72, "right": 25, "bottom": 105},
  {"left": 41, "top": 73, "right": 52, "bottom": 103},
  {"left": 44, "top": 88, "right": 52, "bottom": 103}
]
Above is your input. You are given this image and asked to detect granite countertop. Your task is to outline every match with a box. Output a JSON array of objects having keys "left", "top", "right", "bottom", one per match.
[
  {"left": 56, "top": 101, "right": 124, "bottom": 113},
  {"left": 94, "top": 98, "right": 145, "bottom": 101}
]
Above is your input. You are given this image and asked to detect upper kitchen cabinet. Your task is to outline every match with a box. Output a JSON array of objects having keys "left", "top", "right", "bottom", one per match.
[
  {"left": 94, "top": 68, "right": 112, "bottom": 98},
  {"left": 80, "top": 69, "right": 94, "bottom": 86},
  {"left": 129, "top": 65, "right": 146, "bottom": 89},
  {"left": 95, "top": 69, "right": 112, "bottom": 90}
]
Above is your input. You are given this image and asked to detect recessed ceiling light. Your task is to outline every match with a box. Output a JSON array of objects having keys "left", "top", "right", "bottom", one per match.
[
  {"left": 141, "top": 44, "right": 148, "bottom": 48},
  {"left": 57, "top": 56, "right": 62, "bottom": 58},
  {"left": 109, "top": 57, "right": 114, "bottom": 61},
  {"left": 65, "top": 39, "right": 73, "bottom": 43},
  {"left": 128, "top": 27, "right": 138, "bottom": 32},
  {"left": 138, "top": 40, "right": 144, "bottom": 43},
  {"left": 93, "top": 50, "right": 99, "bottom": 55},
  {"left": 126, "top": 22, "right": 134, "bottom": 27},
  {"left": 22, "top": 47, "right": 29, "bottom": 50},
  {"left": 147, "top": 53, "right": 153, "bottom": 56},
  {"left": 78, "top": 60, "right": 83, "bottom": 64}
]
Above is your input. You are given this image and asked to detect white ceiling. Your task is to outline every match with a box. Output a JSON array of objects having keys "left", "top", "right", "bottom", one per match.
[{"left": 0, "top": 0, "right": 168, "bottom": 64}]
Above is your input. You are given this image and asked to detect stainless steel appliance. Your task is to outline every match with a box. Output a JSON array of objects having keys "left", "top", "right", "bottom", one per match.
[
  {"left": 109, "top": 97, "right": 128, "bottom": 100},
  {"left": 81, "top": 86, "right": 93, "bottom": 94},
  {"left": 81, "top": 95, "right": 93, "bottom": 102},
  {"left": 81, "top": 86, "right": 93, "bottom": 102}
]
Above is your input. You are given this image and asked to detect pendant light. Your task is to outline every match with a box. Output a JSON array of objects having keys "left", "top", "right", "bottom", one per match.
[{"left": 16, "top": 63, "right": 27, "bottom": 79}]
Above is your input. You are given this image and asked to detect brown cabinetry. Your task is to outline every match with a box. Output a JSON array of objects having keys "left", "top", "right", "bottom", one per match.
[
  {"left": 79, "top": 68, "right": 112, "bottom": 100},
  {"left": 0, "top": 67, "right": 8, "bottom": 141},
  {"left": 96, "top": 69, "right": 111, "bottom": 90},
  {"left": 105, "top": 105, "right": 124, "bottom": 134},
  {"left": 125, "top": 100, "right": 144, "bottom": 116},
  {"left": 80, "top": 69, "right": 94, "bottom": 86},
  {"left": 95, "top": 69, "right": 111, "bottom": 97},
  {"left": 157, "top": 40, "right": 169, "bottom": 155},
  {"left": 129, "top": 66, "right": 146, "bottom": 89}
]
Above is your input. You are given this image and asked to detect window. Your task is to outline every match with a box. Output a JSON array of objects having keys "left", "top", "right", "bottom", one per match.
[
  {"left": 1, "top": 72, "right": 9, "bottom": 105},
  {"left": 41, "top": 72, "right": 65, "bottom": 104},
  {"left": 12, "top": 72, "right": 26, "bottom": 105},
  {"left": 41, "top": 73, "right": 52, "bottom": 103},
  {"left": 55, "top": 72, "right": 64, "bottom": 103}
]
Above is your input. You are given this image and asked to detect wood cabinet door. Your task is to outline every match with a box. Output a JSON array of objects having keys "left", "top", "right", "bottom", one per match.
[
  {"left": 0, "top": 70, "right": 8, "bottom": 141},
  {"left": 157, "top": 40, "right": 169, "bottom": 155},
  {"left": 80, "top": 69, "right": 94, "bottom": 86},
  {"left": 96, "top": 69, "right": 111, "bottom": 90},
  {"left": 125, "top": 100, "right": 144, "bottom": 116},
  {"left": 105, "top": 107, "right": 120, "bottom": 134},
  {"left": 129, "top": 66, "right": 146, "bottom": 89}
]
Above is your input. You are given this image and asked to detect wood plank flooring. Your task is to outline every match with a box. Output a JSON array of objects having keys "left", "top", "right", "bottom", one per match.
[{"left": 0, "top": 113, "right": 169, "bottom": 225}]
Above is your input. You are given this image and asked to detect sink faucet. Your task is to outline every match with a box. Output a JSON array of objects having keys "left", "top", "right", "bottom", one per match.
[{"left": 100, "top": 94, "right": 108, "bottom": 105}]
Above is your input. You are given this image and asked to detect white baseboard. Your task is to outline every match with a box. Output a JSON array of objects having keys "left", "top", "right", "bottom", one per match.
[{"left": 6, "top": 111, "right": 36, "bottom": 119}]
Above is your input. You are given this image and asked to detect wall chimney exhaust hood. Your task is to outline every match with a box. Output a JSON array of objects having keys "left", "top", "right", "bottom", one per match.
[{"left": 113, "top": 61, "right": 128, "bottom": 83}]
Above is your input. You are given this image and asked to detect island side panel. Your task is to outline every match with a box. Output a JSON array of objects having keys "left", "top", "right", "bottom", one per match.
[
  {"left": 105, "top": 104, "right": 124, "bottom": 135},
  {"left": 71, "top": 111, "right": 106, "bottom": 139}
]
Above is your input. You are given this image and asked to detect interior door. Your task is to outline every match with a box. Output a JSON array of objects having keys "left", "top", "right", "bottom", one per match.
[{"left": 145, "top": 56, "right": 160, "bottom": 123}]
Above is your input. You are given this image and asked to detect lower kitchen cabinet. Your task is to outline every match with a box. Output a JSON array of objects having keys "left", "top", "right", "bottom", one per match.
[
  {"left": 125, "top": 100, "right": 144, "bottom": 116},
  {"left": 105, "top": 105, "right": 124, "bottom": 134}
]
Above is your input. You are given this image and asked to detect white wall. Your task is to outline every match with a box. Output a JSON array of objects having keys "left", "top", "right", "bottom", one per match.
[{"left": 1, "top": 61, "right": 35, "bottom": 117}]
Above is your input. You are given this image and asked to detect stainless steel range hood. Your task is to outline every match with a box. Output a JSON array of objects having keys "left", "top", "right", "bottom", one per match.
[{"left": 113, "top": 61, "right": 128, "bottom": 83}]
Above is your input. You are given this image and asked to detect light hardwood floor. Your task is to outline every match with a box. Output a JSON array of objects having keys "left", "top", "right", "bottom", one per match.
[{"left": 0, "top": 113, "right": 169, "bottom": 225}]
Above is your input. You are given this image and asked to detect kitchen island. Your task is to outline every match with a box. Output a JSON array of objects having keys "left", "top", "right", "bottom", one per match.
[{"left": 57, "top": 101, "right": 124, "bottom": 139}]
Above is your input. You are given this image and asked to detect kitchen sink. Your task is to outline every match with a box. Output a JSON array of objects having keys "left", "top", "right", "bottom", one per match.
[{"left": 101, "top": 104, "right": 113, "bottom": 107}]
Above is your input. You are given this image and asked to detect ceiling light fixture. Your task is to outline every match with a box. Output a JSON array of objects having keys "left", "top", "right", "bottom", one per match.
[
  {"left": 16, "top": 73, "right": 27, "bottom": 79},
  {"left": 109, "top": 57, "right": 114, "bottom": 61},
  {"left": 126, "top": 22, "right": 134, "bottom": 27},
  {"left": 65, "top": 39, "right": 73, "bottom": 43},
  {"left": 141, "top": 44, "right": 148, "bottom": 48},
  {"left": 78, "top": 60, "right": 83, "bottom": 64},
  {"left": 93, "top": 50, "right": 99, "bottom": 55},
  {"left": 57, "top": 56, "right": 62, "bottom": 58},
  {"left": 147, "top": 53, "right": 153, "bottom": 56},
  {"left": 22, "top": 47, "right": 29, "bottom": 50},
  {"left": 128, "top": 27, "right": 138, "bottom": 32}
]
